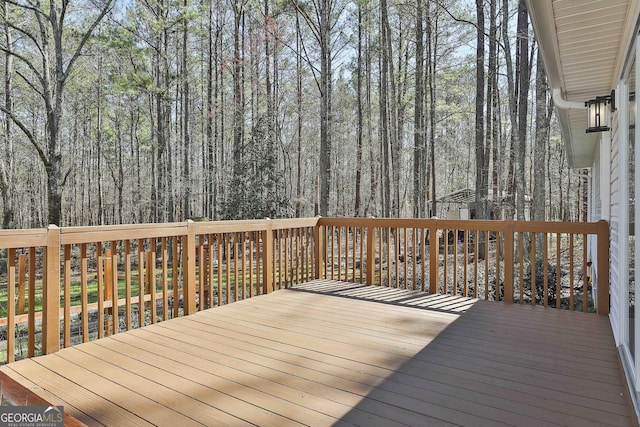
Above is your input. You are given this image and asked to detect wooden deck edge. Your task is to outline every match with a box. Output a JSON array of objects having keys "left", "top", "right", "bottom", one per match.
[
  {"left": 616, "top": 346, "right": 640, "bottom": 426},
  {"left": 0, "top": 371, "right": 86, "bottom": 427}
]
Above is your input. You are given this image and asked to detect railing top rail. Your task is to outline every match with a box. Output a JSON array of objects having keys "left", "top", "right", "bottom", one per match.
[
  {"left": 0, "top": 228, "right": 48, "bottom": 248},
  {"left": 270, "top": 217, "right": 319, "bottom": 230},
  {"left": 190, "top": 219, "right": 268, "bottom": 234},
  {"left": 317, "top": 217, "right": 605, "bottom": 234},
  {"left": 192, "top": 217, "right": 319, "bottom": 234},
  {"left": 58, "top": 217, "right": 322, "bottom": 244},
  {"left": 0, "top": 217, "right": 607, "bottom": 248},
  {"left": 61, "top": 222, "right": 190, "bottom": 244}
]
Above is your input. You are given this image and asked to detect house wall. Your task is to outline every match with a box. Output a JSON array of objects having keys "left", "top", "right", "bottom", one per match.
[
  {"left": 610, "top": 109, "right": 623, "bottom": 348},
  {"left": 592, "top": 145, "right": 601, "bottom": 221},
  {"left": 610, "top": 39, "right": 637, "bottom": 394}
]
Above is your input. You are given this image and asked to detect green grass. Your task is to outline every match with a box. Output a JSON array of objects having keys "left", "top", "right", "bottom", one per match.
[{"left": 0, "top": 268, "right": 273, "bottom": 318}]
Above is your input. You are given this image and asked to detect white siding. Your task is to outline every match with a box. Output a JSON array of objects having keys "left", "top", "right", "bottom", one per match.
[
  {"left": 593, "top": 147, "right": 601, "bottom": 221},
  {"left": 610, "top": 110, "right": 622, "bottom": 346}
]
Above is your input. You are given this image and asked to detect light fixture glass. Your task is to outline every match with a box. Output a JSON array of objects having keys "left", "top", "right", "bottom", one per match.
[{"left": 585, "top": 91, "right": 615, "bottom": 133}]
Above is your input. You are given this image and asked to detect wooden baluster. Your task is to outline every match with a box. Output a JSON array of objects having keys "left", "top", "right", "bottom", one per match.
[
  {"left": 518, "top": 233, "right": 524, "bottom": 304},
  {"left": 531, "top": 233, "right": 536, "bottom": 305},
  {"left": 96, "top": 242, "right": 104, "bottom": 338},
  {"left": 262, "top": 222, "right": 274, "bottom": 295},
  {"left": 542, "top": 233, "right": 549, "bottom": 307},
  {"left": 172, "top": 237, "right": 179, "bottom": 317},
  {"left": 81, "top": 243, "right": 89, "bottom": 342},
  {"left": 162, "top": 237, "right": 169, "bottom": 318},
  {"left": 583, "top": 234, "right": 588, "bottom": 312},
  {"left": 473, "top": 230, "right": 479, "bottom": 298},
  {"left": 484, "top": 231, "right": 489, "bottom": 301},
  {"left": 421, "top": 228, "right": 426, "bottom": 292},
  {"left": 111, "top": 240, "right": 119, "bottom": 334},
  {"left": 227, "top": 234, "right": 232, "bottom": 300},
  {"left": 412, "top": 228, "right": 417, "bottom": 291},
  {"left": 403, "top": 228, "right": 408, "bottom": 289},
  {"left": 217, "top": 234, "right": 223, "bottom": 304},
  {"left": 249, "top": 232, "right": 254, "bottom": 297},
  {"left": 443, "top": 228, "right": 448, "bottom": 294},
  {"left": 569, "top": 233, "right": 574, "bottom": 311},
  {"left": 395, "top": 228, "right": 400, "bottom": 289},
  {"left": 28, "top": 249, "right": 36, "bottom": 357},
  {"left": 198, "top": 236, "right": 205, "bottom": 306},
  {"left": 463, "top": 230, "right": 468, "bottom": 297},
  {"left": 63, "top": 245, "right": 71, "bottom": 348},
  {"left": 429, "top": 223, "right": 438, "bottom": 294},
  {"left": 138, "top": 239, "right": 145, "bottom": 327},
  {"left": 103, "top": 247, "right": 113, "bottom": 336},
  {"left": 147, "top": 248, "right": 156, "bottom": 323},
  {"left": 556, "top": 233, "right": 562, "bottom": 308},
  {"left": 453, "top": 229, "right": 458, "bottom": 296},
  {"left": 495, "top": 231, "right": 501, "bottom": 301},
  {"left": 7, "top": 248, "right": 15, "bottom": 363},
  {"left": 17, "top": 254, "right": 26, "bottom": 315},
  {"left": 503, "top": 223, "right": 514, "bottom": 304},
  {"left": 125, "top": 240, "right": 132, "bottom": 328}
]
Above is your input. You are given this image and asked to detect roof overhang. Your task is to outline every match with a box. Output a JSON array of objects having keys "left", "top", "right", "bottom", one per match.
[{"left": 526, "top": 0, "right": 640, "bottom": 168}]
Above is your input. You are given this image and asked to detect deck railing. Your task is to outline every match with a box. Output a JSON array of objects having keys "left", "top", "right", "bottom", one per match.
[
  {"left": 0, "top": 217, "right": 608, "bottom": 364},
  {"left": 316, "top": 218, "right": 609, "bottom": 314}
]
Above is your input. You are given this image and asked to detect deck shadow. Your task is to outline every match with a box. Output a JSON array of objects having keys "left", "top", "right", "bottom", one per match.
[
  {"left": 291, "top": 279, "right": 477, "bottom": 316},
  {"left": 331, "top": 296, "right": 632, "bottom": 426}
]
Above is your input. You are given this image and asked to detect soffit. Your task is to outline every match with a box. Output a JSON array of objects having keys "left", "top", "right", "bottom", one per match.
[{"left": 527, "top": 0, "right": 638, "bottom": 168}]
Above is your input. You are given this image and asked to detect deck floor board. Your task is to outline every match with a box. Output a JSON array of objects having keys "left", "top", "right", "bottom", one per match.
[{"left": 0, "top": 279, "right": 633, "bottom": 426}]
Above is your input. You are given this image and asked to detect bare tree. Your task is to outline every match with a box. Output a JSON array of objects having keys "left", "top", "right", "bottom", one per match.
[
  {"left": 474, "top": 0, "right": 488, "bottom": 219},
  {"left": 515, "top": 0, "right": 531, "bottom": 220},
  {"left": 413, "top": 0, "right": 425, "bottom": 218},
  {"left": 0, "top": 0, "right": 14, "bottom": 228},
  {"left": 0, "top": 0, "right": 114, "bottom": 226},
  {"left": 533, "top": 48, "right": 552, "bottom": 221}
]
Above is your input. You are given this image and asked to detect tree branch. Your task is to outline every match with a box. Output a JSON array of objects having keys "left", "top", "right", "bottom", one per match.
[
  {"left": 433, "top": 0, "right": 507, "bottom": 52},
  {"left": 0, "top": 46, "right": 45, "bottom": 87},
  {"left": 3, "top": 0, "right": 48, "bottom": 17},
  {"left": 62, "top": 0, "right": 115, "bottom": 83},
  {"left": 291, "top": 0, "right": 321, "bottom": 44},
  {"left": 15, "top": 69, "right": 45, "bottom": 100},
  {"left": 4, "top": 21, "right": 44, "bottom": 57},
  {"left": 0, "top": 105, "right": 47, "bottom": 165}
]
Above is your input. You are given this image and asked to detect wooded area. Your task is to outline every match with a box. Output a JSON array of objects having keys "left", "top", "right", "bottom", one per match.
[{"left": 0, "top": 0, "right": 586, "bottom": 228}]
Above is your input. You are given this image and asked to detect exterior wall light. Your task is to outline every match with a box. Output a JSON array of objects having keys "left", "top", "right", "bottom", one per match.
[{"left": 585, "top": 90, "right": 615, "bottom": 133}]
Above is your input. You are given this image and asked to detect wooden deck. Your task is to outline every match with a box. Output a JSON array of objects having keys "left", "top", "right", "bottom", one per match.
[{"left": 0, "top": 280, "right": 632, "bottom": 426}]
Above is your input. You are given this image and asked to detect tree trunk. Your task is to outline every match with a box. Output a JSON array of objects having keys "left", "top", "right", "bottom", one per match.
[
  {"left": 96, "top": 52, "right": 104, "bottom": 225},
  {"left": 533, "top": 48, "right": 551, "bottom": 221},
  {"left": 413, "top": 0, "right": 424, "bottom": 218},
  {"left": 488, "top": 0, "right": 498, "bottom": 219},
  {"left": 295, "top": 11, "right": 303, "bottom": 217},
  {"left": 355, "top": 3, "right": 365, "bottom": 217},
  {"left": 319, "top": 0, "right": 332, "bottom": 216},
  {"left": 515, "top": 0, "right": 530, "bottom": 221},
  {"left": 1, "top": 0, "right": 14, "bottom": 228},
  {"left": 474, "top": 0, "right": 487, "bottom": 219},
  {"left": 182, "top": 0, "right": 191, "bottom": 220},
  {"left": 427, "top": 4, "right": 437, "bottom": 218},
  {"left": 231, "top": 0, "right": 245, "bottom": 218}
]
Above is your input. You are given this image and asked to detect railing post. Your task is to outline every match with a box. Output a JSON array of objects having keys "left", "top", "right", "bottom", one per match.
[
  {"left": 429, "top": 220, "right": 438, "bottom": 294},
  {"left": 183, "top": 220, "right": 197, "bottom": 315},
  {"left": 314, "top": 219, "right": 324, "bottom": 279},
  {"left": 597, "top": 219, "right": 610, "bottom": 315},
  {"left": 262, "top": 219, "right": 273, "bottom": 293},
  {"left": 366, "top": 225, "right": 375, "bottom": 285},
  {"left": 503, "top": 221, "right": 514, "bottom": 303},
  {"left": 43, "top": 225, "right": 60, "bottom": 354}
]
